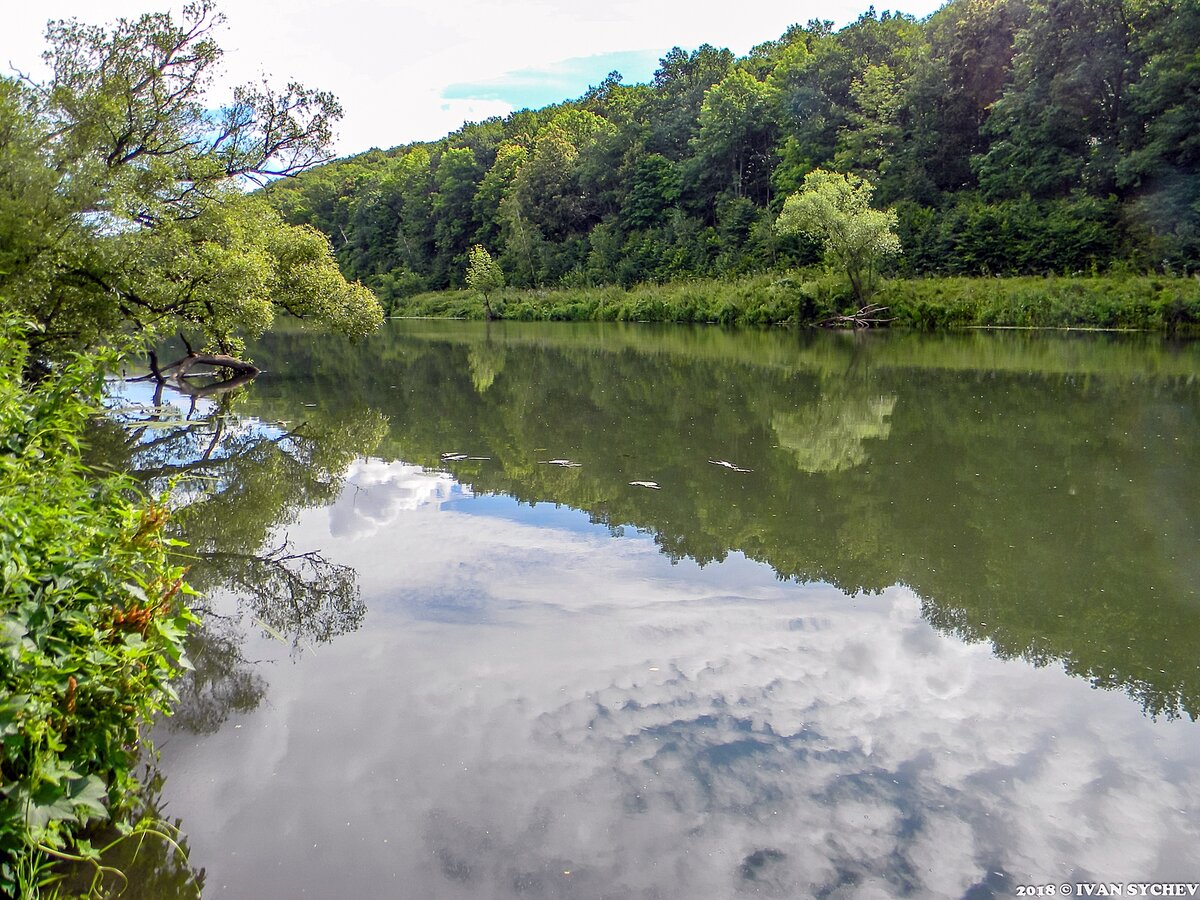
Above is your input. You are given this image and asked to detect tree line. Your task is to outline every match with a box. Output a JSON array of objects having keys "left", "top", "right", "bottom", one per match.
[{"left": 266, "top": 0, "right": 1200, "bottom": 312}]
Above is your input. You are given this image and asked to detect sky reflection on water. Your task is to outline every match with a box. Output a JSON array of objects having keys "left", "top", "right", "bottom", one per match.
[{"left": 156, "top": 460, "right": 1200, "bottom": 899}]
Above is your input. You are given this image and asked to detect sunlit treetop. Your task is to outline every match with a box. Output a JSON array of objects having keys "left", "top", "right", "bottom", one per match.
[{"left": 0, "top": 0, "right": 381, "bottom": 357}]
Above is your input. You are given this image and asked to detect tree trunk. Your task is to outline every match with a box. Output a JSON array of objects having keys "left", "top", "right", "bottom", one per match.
[
  {"left": 171, "top": 352, "right": 260, "bottom": 379},
  {"left": 142, "top": 349, "right": 261, "bottom": 399}
]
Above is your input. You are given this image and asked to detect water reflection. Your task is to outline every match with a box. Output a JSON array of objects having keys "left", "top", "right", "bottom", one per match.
[
  {"left": 771, "top": 388, "right": 897, "bottom": 473},
  {"left": 158, "top": 487, "right": 1200, "bottom": 898},
  {"left": 242, "top": 321, "right": 1200, "bottom": 721},
  {"left": 329, "top": 460, "right": 469, "bottom": 539},
  {"left": 111, "top": 322, "right": 1200, "bottom": 897},
  {"left": 97, "top": 379, "right": 387, "bottom": 657}
]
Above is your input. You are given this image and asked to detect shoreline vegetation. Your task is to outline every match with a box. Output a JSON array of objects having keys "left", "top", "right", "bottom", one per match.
[
  {"left": 389, "top": 273, "right": 1200, "bottom": 333},
  {"left": 0, "top": 328, "right": 197, "bottom": 897},
  {"left": 0, "top": 1, "right": 380, "bottom": 894}
]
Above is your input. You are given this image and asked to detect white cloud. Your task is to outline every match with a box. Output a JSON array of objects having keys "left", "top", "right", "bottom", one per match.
[
  {"left": 157, "top": 473, "right": 1200, "bottom": 898},
  {"left": 326, "top": 458, "right": 468, "bottom": 538}
]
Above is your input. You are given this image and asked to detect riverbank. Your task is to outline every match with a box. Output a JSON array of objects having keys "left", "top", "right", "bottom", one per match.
[
  {"left": 0, "top": 329, "right": 196, "bottom": 898},
  {"left": 390, "top": 273, "right": 1200, "bottom": 332}
]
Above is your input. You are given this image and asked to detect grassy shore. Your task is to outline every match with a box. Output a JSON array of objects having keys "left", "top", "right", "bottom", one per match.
[{"left": 391, "top": 273, "right": 1200, "bottom": 332}]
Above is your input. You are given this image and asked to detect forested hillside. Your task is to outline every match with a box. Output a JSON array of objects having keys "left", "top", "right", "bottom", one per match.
[{"left": 266, "top": 0, "right": 1200, "bottom": 311}]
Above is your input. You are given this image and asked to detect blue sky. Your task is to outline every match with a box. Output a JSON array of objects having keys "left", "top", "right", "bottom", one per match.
[
  {"left": 443, "top": 49, "right": 665, "bottom": 112},
  {"left": 1, "top": 0, "right": 946, "bottom": 156}
]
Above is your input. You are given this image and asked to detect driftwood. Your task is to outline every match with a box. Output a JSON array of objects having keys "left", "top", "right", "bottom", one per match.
[
  {"left": 139, "top": 332, "right": 260, "bottom": 384},
  {"left": 817, "top": 303, "right": 896, "bottom": 329},
  {"left": 165, "top": 351, "right": 259, "bottom": 379},
  {"left": 131, "top": 335, "right": 261, "bottom": 416},
  {"left": 145, "top": 342, "right": 260, "bottom": 383}
]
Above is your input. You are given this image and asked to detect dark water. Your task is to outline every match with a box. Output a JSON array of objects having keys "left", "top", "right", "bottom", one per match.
[{"left": 109, "top": 322, "right": 1200, "bottom": 898}]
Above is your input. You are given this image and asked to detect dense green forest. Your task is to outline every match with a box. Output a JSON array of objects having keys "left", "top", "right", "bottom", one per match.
[{"left": 267, "top": 0, "right": 1200, "bottom": 310}]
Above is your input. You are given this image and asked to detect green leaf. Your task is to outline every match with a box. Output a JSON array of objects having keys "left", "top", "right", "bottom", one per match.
[{"left": 24, "top": 775, "right": 109, "bottom": 830}]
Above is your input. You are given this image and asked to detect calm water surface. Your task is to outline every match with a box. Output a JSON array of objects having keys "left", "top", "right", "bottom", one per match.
[{"left": 111, "top": 322, "right": 1200, "bottom": 898}]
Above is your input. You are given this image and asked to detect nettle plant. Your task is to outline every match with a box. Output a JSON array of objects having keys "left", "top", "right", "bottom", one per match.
[{"left": 0, "top": 324, "right": 198, "bottom": 896}]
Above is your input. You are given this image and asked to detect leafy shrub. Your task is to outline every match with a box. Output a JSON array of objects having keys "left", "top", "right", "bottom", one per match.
[
  {"left": 392, "top": 273, "right": 1200, "bottom": 332},
  {"left": 0, "top": 324, "right": 197, "bottom": 896}
]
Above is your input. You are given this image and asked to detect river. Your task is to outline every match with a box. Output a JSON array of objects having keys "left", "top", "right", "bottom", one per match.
[{"left": 103, "top": 321, "right": 1200, "bottom": 898}]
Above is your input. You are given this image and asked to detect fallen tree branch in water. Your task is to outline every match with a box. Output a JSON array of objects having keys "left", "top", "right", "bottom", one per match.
[
  {"left": 147, "top": 349, "right": 261, "bottom": 380},
  {"left": 817, "top": 303, "right": 896, "bottom": 328}
]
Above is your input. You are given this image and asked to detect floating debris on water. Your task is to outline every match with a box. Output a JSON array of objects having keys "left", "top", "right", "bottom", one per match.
[
  {"left": 709, "top": 459, "right": 752, "bottom": 473},
  {"left": 121, "top": 418, "right": 190, "bottom": 430}
]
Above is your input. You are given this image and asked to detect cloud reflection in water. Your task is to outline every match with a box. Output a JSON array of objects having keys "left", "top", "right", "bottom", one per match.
[
  {"left": 326, "top": 458, "right": 470, "bottom": 539},
  {"left": 159, "top": 466, "right": 1200, "bottom": 899}
]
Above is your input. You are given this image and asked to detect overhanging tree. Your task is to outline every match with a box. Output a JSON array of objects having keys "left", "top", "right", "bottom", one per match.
[{"left": 0, "top": 1, "right": 382, "bottom": 359}]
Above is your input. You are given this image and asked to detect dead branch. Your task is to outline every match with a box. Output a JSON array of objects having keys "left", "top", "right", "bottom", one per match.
[{"left": 816, "top": 303, "right": 896, "bottom": 329}]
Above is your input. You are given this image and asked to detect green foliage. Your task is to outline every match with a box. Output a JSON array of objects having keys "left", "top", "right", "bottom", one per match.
[
  {"left": 0, "top": 323, "right": 198, "bottom": 895},
  {"left": 0, "top": 2, "right": 381, "bottom": 357},
  {"left": 395, "top": 272, "right": 840, "bottom": 324},
  {"left": 775, "top": 169, "right": 901, "bottom": 301},
  {"left": 621, "top": 154, "right": 682, "bottom": 230},
  {"left": 267, "top": 0, "right": 1200, "bottom": 295},
  {"left": 465, "top": 245, "right": 506, "bottom": 319},
  {"left": 392, "top": 270, "right": 1200, "bottom": 332},
  {"left": 691, "top": 69, "right": 774, "bottom": 204},
  {"left": 974, "top": 0, "right": 1136, "bottom": 198},
  {"left": 896, "top": 192, "right": 1121, "bottom": 276},
  {"left": 882, "top": 274, "right": 1200, "bottom": 331}
]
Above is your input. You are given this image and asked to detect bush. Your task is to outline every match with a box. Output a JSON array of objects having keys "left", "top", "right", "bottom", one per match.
[
  {"left": 0, "top": 324, "right": 197, "bottom": 896},
  {"left": 389, "top": 273, "right": 1200, "bottom": 332}
]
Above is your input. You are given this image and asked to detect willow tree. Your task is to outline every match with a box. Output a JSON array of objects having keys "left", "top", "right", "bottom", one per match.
[
  {"left": 465, "top": 245, "right": 505, "bottom": 319},
  {"left": 776, "top": 168, "right": 901, "bottom": 303},
  {"left": 0, "top": 1, "right": 381, "bottom": 360}
]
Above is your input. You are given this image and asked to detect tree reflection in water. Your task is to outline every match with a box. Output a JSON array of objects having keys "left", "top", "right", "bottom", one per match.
[
  {"left": 244, "top": 321, "right": 1200, "bottom": 722},
  {"left": 70, "top": 323, "right": 1200, "bottom": 896},
  {"left": 84, "top": 371, "right": 385, "bottom": 733}
]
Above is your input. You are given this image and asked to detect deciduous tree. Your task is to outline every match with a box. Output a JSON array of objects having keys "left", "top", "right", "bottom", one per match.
[
  {"left": 775, "top": 168, "right": 901, "bottom": 301},
  {"left": 0, "top": 1, "right": 381, "bottom": 358},
  {"left": 465, "top": 245, "right": 505, "bottom": 319}
]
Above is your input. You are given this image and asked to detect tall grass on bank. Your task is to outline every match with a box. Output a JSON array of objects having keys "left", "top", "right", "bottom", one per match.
[
  {"left": 391, "top": 273, "right": 1200, "bottom": 332},
  {"left": 0, "top": 323, "right": 197, "bottom": 897}
]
